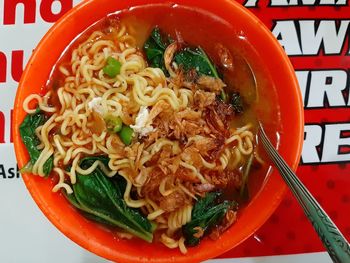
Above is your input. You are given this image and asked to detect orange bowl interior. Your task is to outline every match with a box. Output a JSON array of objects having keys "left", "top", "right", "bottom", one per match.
[{"left": 13, "top": 0, "right": 304, "bottom": 262}]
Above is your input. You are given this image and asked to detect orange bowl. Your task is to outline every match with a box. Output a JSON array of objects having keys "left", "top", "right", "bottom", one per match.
[{"left": 13, "top": 0, "right": 304, "bottom": 262}]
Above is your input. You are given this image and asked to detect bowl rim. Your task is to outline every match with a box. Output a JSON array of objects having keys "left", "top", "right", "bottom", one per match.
[{"left": 13, "top": 0, "right": 304, "bottom": 262}]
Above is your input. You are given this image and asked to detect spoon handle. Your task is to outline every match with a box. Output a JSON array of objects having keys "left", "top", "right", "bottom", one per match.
[{"left": 258, "top": 124, "right": 350, "bottom": 263}]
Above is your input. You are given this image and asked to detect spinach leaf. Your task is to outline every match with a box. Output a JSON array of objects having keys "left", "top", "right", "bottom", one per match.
[
  {"left": 19, "top": 108, "right": 53, "bottom": 176},
  {"left": 143, "top": 27, "right": 171, "bottom": 74},
  {"left": 144, "top": 27, "right": 219, "bottom": 79},
  {"left": 192, "top": 191, "right": 220, "bottom": 219},
  {"left": 65, "top": 157, "right": 154, "bottom": 242},
  {"left": 174, "top": 47, "right": 219, "bottom": 78},
  {"left": 183, "top": 191, "right": 236, "bottom": 246}
]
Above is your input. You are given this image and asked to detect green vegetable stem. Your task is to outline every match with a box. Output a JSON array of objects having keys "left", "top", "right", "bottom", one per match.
[
  {"left": 19, "top": 108, "right": 53, "bottom": 176},
  {"left": 64, "top": 156, "right": 155, "bottom": 242},
  {"left": 182, "top": 191, "right": 237, "bottom": 246}
]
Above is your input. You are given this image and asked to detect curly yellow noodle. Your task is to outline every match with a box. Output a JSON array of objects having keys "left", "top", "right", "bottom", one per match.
[
  {"left": 33, "top": 147, "right": 54, "bottom": 177},
  {"left": 134, "top": 168, "right": 150, "bottom": 188},
  {"left": 75, "top": 160, "right": 117, "bottom": 177},
  {"left": 119, "top": 171, "right": 146, "bottom": 208},
  {"left": 92, "top": 77, "right": 113, "bottom": 89},
  {"left": 39, "top": 104, "right": 56, "bottom": 113},
  {"left": 180, "top": 161, "right": 207, "bottom": 184},
  {"left": 63, "top": 147, "right": 74, "bottom": 165},
  {"left": 139, "top": 67, "right": 166, "bottom": 87},
  {"left": 117, "top": 23, "right": 127, "bottom": 38},
  {"left": 71, "top": 142, "right": 97, "bottom": 158},
  {"left": 167, "top": 204, "right": 192, "bottom": 230},
  {"left": 52, "top": 167, "right": 73, "bottom": 194},
  {"left": 92, "top": 131, "right": 107, "bottom": 142},
  {"left": 178, "top": 237, "right": 187, "bottom": 254},
  {"left": 118, "top": 47, "right": 136, "bottom": 63},
  {"left": 220, "top": 148, "right": 231, "bottom": 169},
  {"left": 53, "top": 135, "right": 65, "bottom": 156},
  {"left": 148, "top": 138, "right": 181, "bottom": 155},
  {"left": 79, "top": 56, "right": 92, "bottom": 82},
  {"left": 233, "top": 123, "right": 253, "bottom": 135},
  {"left": 119, "top": 34, "right": 136, "bottom": 48},
  {"left": 225, "top": 130, "right": 254, "bottom": 155},
  {"left": 96, "top": 143, "right": 109, "bottom": 155},
  {"left": 68, "top": 153, "right": 81, "bottom": 184},
  {"left": 89, "top": 40, "right": 115, "bottom": 55},
  {"left": 59, "top": 65, "right": 70, "bottom": 76},
  {"left": 23, "top": 94, "right": 43, "bottom": 114},
  {"left": 71, "top": 131, "right": 92, "bottom": 146},
  {"left": 230, "top": 147, "right": 243, "bottom": 169},
  {"left": 241, "top": 136, "right": 254, "bottom": 155},
  {"left": 31, "top": 114, "right": 56, "bottom": 176},
  {"left": 159, "top": 177, "right": 176, "bottom": 197},
  {"left": 160, "top": 234, "right": 179, "bottom": 249},
  {"left": 147, "top": 209, "right": 165, "bottom": 220},
  {"left": 200, "top": 155, "right": 216, "bottom": 169}
]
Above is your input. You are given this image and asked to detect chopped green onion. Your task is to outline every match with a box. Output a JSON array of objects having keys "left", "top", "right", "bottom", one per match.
[
  {"left": 119, "top": 125, "right": 133, "bottom": 145},
  {"left": 103, "top": 57, "right": 121, "bottom": 78},
  {"left": 105, "top": 115, "right": 123, "bottom": 133}
]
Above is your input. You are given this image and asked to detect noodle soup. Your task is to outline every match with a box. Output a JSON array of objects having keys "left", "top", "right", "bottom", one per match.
[{"left": 18, "top": 3, "right": 284, "bottom": 257}]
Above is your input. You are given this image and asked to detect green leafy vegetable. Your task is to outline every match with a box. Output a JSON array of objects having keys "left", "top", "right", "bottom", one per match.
[
  {"left": 143, "top": 27, "right": 171, "bottom": 73},
  {"left": 192, "top": 191, "right": 220, "bottom": 219},
  {"left": 174, "top": 47, "right": 219, "bottom": 78},
  {"left": 103, "top": 57, "right": 121, "bottom": 78},
  {"left": 64, "top": 156, "right": 155, "bottom": 242},
  {"left": 183, "top": 192, "right": 237, "bottom": 246},
  {"left": 144, "top": 27, "right": 219, "bottom": 78},
  {"left": 230, "top": 92, "right": 244, "bottom": 114},
  {"left": 104, "top": 115, "right": 123, "bottom": 133},
  {"left": 19, "top": 108, "right": 53, "bottom": 176},
  {"left": 119, "top": 125, "right": 133, "bottom": 145}
]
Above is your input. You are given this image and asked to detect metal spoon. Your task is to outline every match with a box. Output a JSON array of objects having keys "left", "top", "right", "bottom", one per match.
[{"left": 258, "top": 123, "right": 350, "bottom": 263}]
